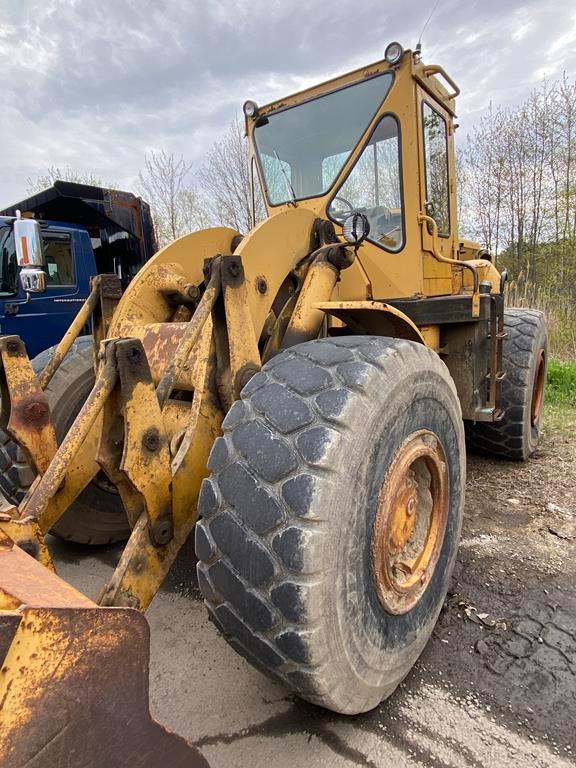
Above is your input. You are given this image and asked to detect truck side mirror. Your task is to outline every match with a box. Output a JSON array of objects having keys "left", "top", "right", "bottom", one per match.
[
  {"left": 20, "top": 267, "right": 47, "bottom": 294},
  {"left": 13, "top": 217, "right": 45, "bottom": 267}
]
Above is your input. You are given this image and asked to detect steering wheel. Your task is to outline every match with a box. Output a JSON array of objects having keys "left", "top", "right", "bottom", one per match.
[{"left": 330, "top": 195, "right": 355, "bottom": 222}]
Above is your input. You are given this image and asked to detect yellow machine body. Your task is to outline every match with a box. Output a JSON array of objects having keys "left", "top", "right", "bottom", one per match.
[{"left": 0, "top": 46, "right": 508, "bottom": 761}]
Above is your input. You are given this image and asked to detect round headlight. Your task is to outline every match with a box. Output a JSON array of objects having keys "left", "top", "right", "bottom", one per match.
[
  {"left": 243, "top": 100, "right": 258, "bottom": 118},
  {"left": 384, "top": 41, "right": 404, "bottom": 65}
]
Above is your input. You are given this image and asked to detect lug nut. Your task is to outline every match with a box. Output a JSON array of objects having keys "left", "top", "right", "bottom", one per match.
[{"left": 142, "top": 428, "right": 160, "bottom": 452}]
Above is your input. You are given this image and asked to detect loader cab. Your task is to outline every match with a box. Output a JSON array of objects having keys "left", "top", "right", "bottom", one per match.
[{"left": 246, "top": 44, "right": 461, "bottom": 299}]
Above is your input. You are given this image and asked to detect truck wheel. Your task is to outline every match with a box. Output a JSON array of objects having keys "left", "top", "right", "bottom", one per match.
[
  {"left": 0, "top": 338, "right": 130, "bottom": 545},
  {"left": 465, "top": 309, "right": 548, "bottom": 461},
  {"left": 196, "top": 336, "right": 465, "bottom": 714}
]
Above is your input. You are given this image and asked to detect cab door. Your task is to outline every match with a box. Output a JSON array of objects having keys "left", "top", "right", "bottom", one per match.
[
  {"left": 0, "top": 228, "right": 83, "bottom": 358},
  {"left": 417, "top": 89, "right": 458, "bottom": 295}
]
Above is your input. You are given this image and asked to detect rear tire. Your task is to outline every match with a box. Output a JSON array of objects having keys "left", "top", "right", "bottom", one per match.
[
  {"left": 465, "top": 309, "right": 548, "bottom": 461},
  {"left": 0, "top": 338, "right": 130, "bottom": 545},
  {"left": 196, "top": 336, "right": 465, "bottom": 714}
]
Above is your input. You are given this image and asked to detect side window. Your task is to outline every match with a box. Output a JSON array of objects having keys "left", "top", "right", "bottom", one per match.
[
  {"left": 43, "top": 234, "right": 75, "bottom": 286},
  {"left": 251, "top": 157, "right": 267, "bottom": 225},
  {"left": 422, "top": 102, "right": 450, "bottom": 236},
  {"left": 328, "top": 115, "right": 403, "bottom": 251}
]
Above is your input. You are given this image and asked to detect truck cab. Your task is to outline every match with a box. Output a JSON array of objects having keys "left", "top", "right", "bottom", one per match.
[{"left": 0, "top": 182, "right": 156, "bottom": 358}]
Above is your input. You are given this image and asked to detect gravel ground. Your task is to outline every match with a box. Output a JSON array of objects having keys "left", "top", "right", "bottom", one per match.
[{"left": 52, "top": 424, "right": 576, "bottom": 768}]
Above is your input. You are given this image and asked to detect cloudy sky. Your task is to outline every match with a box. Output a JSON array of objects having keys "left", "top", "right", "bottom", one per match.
[{"left": 1, "top": 0, "right": 575, "bottom": 207}]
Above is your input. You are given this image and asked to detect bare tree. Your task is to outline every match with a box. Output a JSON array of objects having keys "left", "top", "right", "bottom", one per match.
[
  {"left": 138, "top": 150, "right": 208, "bottom": 247},
  {"left": 198, "top": 118, "right": 266, "bottom": 233},
  {"left": 26, "top": 165, "right": 107, "bottom": 194},
  {"left": 458, "top": 73, "right": 576, "bottom": 297}
]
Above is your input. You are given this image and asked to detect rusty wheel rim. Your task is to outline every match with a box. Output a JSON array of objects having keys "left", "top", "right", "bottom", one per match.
[
  {"left": 531, "top": 349, "right": 546, "bottom": 427},
  {"left": 372, "top": 430, "right": 449, "bottom": 615}
]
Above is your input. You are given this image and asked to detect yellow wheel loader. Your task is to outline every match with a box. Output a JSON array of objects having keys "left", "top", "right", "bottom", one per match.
[{"left": 0, "top": 42, "right": 548, "bottom": 761}]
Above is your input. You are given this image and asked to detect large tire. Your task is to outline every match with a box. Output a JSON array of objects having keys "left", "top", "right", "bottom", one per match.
[
  {"left": 0, "top": 338, "right": 130, "bottom": 545},
  {"left": 195, "top": 336, "right": 465, "bottom": 714},
  {"left": 466, "top": 309, "right": 548, "bottom": 461}
]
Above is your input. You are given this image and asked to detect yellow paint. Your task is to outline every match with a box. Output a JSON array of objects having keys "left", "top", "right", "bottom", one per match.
[{"left": 1, "top": 47, "right": 507, "bottom": 624}]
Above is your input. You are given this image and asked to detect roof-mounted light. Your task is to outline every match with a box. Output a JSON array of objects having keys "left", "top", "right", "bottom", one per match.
[
  {"left": 243, "top": 100, "right": 259, "bottom": 118},
  {"left": 384, "top": 41, "right": 404, "bottom": 65}
]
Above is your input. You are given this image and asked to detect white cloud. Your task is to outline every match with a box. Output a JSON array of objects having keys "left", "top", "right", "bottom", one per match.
[{"left": 0, "top": 0, "right": 575, "bottom": 206}]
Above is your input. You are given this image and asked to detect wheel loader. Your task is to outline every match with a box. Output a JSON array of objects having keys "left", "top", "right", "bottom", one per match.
[{"left": 0, "top": 42, "right": 548, "bottom": 764}]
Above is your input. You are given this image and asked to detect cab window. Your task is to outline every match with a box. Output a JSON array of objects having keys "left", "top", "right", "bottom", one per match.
[
  {"left": 422, "top": 102, "right": 450, "bottom": 236},
  {"left": 328, "top": 115, "right": 404, "bottom": 251},
  {"left": 44, "top": 234, "right": 75, "bottom": 286},
  {"left": 254, "top": 72, "right": 394, "bottom": 205}
]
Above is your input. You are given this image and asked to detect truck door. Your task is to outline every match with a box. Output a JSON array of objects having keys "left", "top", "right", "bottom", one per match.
[
  {"left": 417, "top": 88, "right": 458, "bottom": 295},
  {"left": 0, "top": 228, "right": 84, "bottom": 359}
]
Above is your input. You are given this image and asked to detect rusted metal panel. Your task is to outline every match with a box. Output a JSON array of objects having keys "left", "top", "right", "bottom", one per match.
[
  {"left": 0, "top": 531, "right": 90, "bottom": 607},
  {"left": 0, "top": 538, "right": 208, "bottom": 767},
  {"left": 0, "top": 519, "right": 54, "bottom": 573},
  {"left": 0, "top": 608, "right": 208, "bottom": 768},
  {"left": 139, "top": 322, "right": 194, "bottom": 388}
]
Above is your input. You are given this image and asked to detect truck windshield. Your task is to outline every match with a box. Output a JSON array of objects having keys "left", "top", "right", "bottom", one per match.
[
  {"left": 254, "top": 72, "right": 394, "bottom": 205},
  {"left": 0, "top": 225, "right": 18, "bottom": 296}
]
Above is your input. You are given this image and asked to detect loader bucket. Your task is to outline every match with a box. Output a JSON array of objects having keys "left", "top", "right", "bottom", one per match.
[{"left": 0, "top": 532, "right": 208, "bottom": 768}]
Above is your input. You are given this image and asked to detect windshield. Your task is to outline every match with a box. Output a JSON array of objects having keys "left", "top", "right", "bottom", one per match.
[
  {"left": 254, "top": 72, "right": 394, "bottom": 205},
  {"left": 0, "top": 225, "right": 18, "bottom": 296}
]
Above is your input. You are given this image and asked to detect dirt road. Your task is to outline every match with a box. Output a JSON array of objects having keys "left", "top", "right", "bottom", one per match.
[{"left": 53, "top": 426, "right": 576, "bottom": 767}]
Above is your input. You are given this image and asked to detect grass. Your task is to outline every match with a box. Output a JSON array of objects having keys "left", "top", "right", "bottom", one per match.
[
  {"left": 544, "top": 358, "right": 576, "bottom": 436},
  {"left": 546, "top": 359, "right": 576, "bottom": 407},
  {"left": 506, "top": 281, "right": 576, "bottom": 361}
]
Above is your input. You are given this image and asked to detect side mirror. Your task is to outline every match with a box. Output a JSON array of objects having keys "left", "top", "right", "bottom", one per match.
[
  {"left": 14, "top": 218, "right": 45, "bottom": 267},
  {"left": 20, "top": 267, "right": 47, "bottom": 294},
  {"left": 342, "top": 212, "right": 370, "bottom": 246}
]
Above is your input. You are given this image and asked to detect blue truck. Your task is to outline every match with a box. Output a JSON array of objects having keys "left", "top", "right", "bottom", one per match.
[
  {"left": 0, "top": 181, "right": 156, "bottom": 357},
  {"left": 0, "top": 181, "right": 156, "bottom": 533}
]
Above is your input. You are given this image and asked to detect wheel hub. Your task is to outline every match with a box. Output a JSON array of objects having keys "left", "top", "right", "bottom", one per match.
[
  {"left": 372, "top": 430, "right": 449, "bottom": 615},
  {"left": 531, "top": 349, "right": 546, "bottom": 427}
]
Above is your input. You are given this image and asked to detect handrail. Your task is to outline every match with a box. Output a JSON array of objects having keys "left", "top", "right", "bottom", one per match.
[
  {"left": 422, "top": 65, "right": 460, "bottom": 100},
  {"left": 418, "top": 213, "right": 479, "bottom": 295}
]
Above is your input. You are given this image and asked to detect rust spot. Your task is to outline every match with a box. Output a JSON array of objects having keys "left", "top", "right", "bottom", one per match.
[
  {"left": 372, "top": 429, "right": 449, "bottom": 615},
  {"left": 142, "top": 428, "right": 160, "bottom": 453},
  {"left": 23, "top": 401, "right": 48, "bottom": 422},
  {"left": 5, "top": 340, "right": 21, "bottom": 354}
]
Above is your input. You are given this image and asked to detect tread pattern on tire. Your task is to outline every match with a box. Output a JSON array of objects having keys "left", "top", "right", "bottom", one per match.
[
  {"left": 466, "top": 308, "right": 546, "bottom": 460},
  {"left": 196, "top": 335, "right": 458, "bottom": 706}
]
